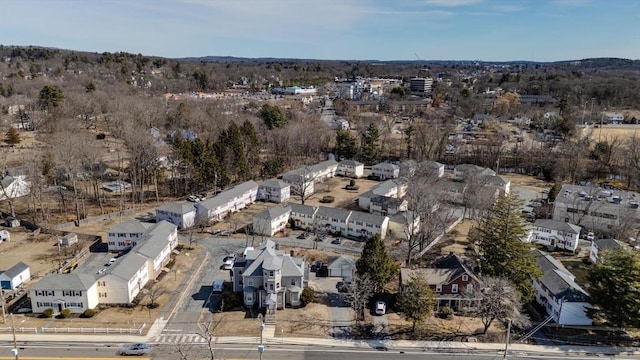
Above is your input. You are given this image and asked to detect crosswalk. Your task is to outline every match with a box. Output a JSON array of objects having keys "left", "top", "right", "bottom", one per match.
[{"left": 153, "top": 333, "right": 207, "bottom": 344}]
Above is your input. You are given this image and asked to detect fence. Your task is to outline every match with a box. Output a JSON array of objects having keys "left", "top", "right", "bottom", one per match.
[
  {"left": 0, "top": 327, "right": 38, "bottom": 333},
  {"left": 55, "top": 208, "right": 137, "bottom": 230},
  {"left": 40, "top": 322, "right": 146, "bottom": 335}
]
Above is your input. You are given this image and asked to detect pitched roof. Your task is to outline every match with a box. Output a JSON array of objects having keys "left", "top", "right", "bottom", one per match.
[
  {"left": 260, "top": 179, "right": 289, "bottom": 189},
  {"left": 370, "top": 195, "right": 404, "bottom": 208},
  {"left": 418, "top": 160, "right": 444, "bottom": 169},
  {"left": 242, "top": 241, "right": 304, "bottom": 277},
  {"left": 316, "top": 206, "right": 352, "bottom": 222},
  {"left": 2, "top": 262, "right": 29, "bottom": 278},
  {"left": 254, "top": 206, "right": 291, "bottom": 221},
  {"left": 289, "top": 203, "right": 318, "bottom": 216},
  {"left": 327, "top": 256, "right": 356, "bottom": 271},
  {"left": 594, "top": 238, "right": 625, "bottom": 251},
  {"left": 339, "top": 159, "right": 363, "bottom": 167},
  {"left": 534, "top": 219, "right": 581, "bottom": 234},
  {"left": 535, "top": 250, "right": 590, "bottom": 303},
  {"left": 348, "top": 210, "right": 388, "bottom": 226},
  {"left": 373, "top": 162, "right": 399, "bottom": 170},
  {"left": 198, "top": 180, "right": 258, "bottom": 210},
  {"left": 30, "top": 274, "right": 96, "bottom": 291},
  {"left": 156, "top": 202, "right": 196, "bottom": 215},
  {"left": 109, "top": 219, "right": 153, "bottom": 234},
  {"left": 108, "top": 253, "right": 148, "bottom": 281}
]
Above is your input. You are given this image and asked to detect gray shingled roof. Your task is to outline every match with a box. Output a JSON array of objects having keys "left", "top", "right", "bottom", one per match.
[
  {"left": 373, "top": 162, "right": 399, "bottom": 170},
  {"left": 30, "top": 274, "right": 96, "bottom": 291},
  {"left": 242, "top": 242, "right": 304, "bottom": 277},
  {"left": 534, "top": 219, "right": 581, "bottom": 234},
  {"left": 316, "top": 206, "right": 352, "bottom": 222},
  {"left": 370, "top": 195, "right": 404, "bottom": 208},
  {"left": 418, "top": 160, "right": 444, "bottom": 169},
  {"left": 156, "top": 202, "right": 196, "bottom": 215},
  {"left": 339, "top": 159, "right": 363, "bottom": 167},
  {"left": 254, "top": 206, "right": 291, "bottom": 221},
  {"left": 260, "top": 179, "right": 289, "bottom": 189},
  {"left": 198, "top": 180, "right": 258, "bottom": 211},
  {"left": 348, "top": 210, "right": 387, "bottom": 226},
  {"left": 327, "top": 256, "right": 356, "bottom": 271},
  {"left": 2, "top": 262, "right": 29, "bottom": 279},
  {"left": 594, "top": 238, "right": 625, "bottom": 251},
  {"left": 108, "top": 253, "right": 148, "bottom": 281},
  {"left": 535, "top": 250, "right": 590, "bottom": 303},
  {"left": 289, "top": 203, "right": 318, "bottom": 216},
  {"left": 135, "top": 220, "right": 177, "bottom": 260},
  {"left": 109, "top": 219, "right": 152, "bottom": 234}
]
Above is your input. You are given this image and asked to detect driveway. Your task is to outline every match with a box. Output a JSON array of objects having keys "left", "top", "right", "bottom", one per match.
[{"left": 309, "top": 276, "right": 354, "bottom": 339}]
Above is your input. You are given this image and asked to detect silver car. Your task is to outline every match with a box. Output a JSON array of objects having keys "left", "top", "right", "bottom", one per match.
[{"left": 119, "top": 343, "right": 150, "bottom": 356}]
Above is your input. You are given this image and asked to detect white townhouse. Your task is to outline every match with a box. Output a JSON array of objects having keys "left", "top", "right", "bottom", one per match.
[
  {"left": 533, "top": 250, "right": 592, "bottom": 325},
  {"left": 388, "top": 212, "right": 421, "bottom": 240},
  {"left": 358, "top": 178, "right": 409, "bottom": 211},
  {"left": 369, "top": 195, "right": 407, "bottom": 216},
  {"left": 135, "top": 221, "right": 178, "bottom": 279},
  {"left": 282, "top": 159, "right": 338, "bottom": 196},
  {"left": 0, "top": 262, "right": 30, "bottom": 290},
  {"left": 155, "top": 202, "right": 196, "bottom": 229},
  {"left": 417, "top": 160, "right": 445, "bottom": 179},
  {"left": 528, "top": 219, "right": 582, "bottom": 252},
  {"left": 346, "top": 211, "right": 389, "bottom": 240},
  {"left": 589, "top": 238, "right": 626, "bottom": 264},
  {"left": 195, "top": 180, "right": 259, "bottom": 222},
  {"left": 315, "top": 206, "right": 352, "bottom": 235},
  {"left": 371, "top": 162, "right": 400, "bottom": 180},
  {"left": 336, "top": 160, "right": 364, "bottom": 179},
  {"left": 98, "top": 253, "right": 149, "bottom": 305},
  {"left": 29, "top": 274, "right": 98, "bottom": 314},
  {"left": 480, "top": 175, "right": 511, "bottom": 195},
  {"left": 289, "top": 203, "right": 318, "bottom": 230},
  {"left": 252, "top": 206, "right": 292, "bottom": 236},
  {"left": 231, "top": 240, "right": 305, "bottom": 312},
  {"left": 107, "top": 220, "right": 153, "bottom": 252},
  {"left": 257, "top": 179, "right": 291, "bottom": 203}
]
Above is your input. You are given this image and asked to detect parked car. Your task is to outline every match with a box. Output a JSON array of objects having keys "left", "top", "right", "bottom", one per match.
[
  {"left": 224, "top": 253, "right": 236, "bottom": 262},
  {"left": 187, "top": 195, "right": 201, "bottom": 202},
  {"left": 213, "top": 279, "right": 224, "bottom": 293},
  {"left": 119, "top": 343, "right": 150, "bottom": 356},
  {"left": 331, "top": 237, "right": 342, "bottom": 245},
  {"left": 522, "top": 209, "right": 536, "bottom": 217},
  {"left": 375, "top": 301, "right": 386, "bottom": 316},
  {"left": 586, "top": 232, "right": 595, "bottom": 241},
  {"left": 223, "top": 259, "right": 234, "bottom": 270},
  {"left": 297, "top": 233, "right": 307, "bottom": 240},
  {"left": 220, "top": 230, "right": 230, "bottom": 237},
  {"left": 105, "top": 258, "right": 117, "bottom": 266}
]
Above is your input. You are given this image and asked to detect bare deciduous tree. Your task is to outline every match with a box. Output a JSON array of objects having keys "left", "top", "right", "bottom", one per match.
[
  {"left": 346, "top": 273, "right": 374, "bottom": 326},
  {"left": 475, "top": 276, "right": 529, "bottom": 334}
]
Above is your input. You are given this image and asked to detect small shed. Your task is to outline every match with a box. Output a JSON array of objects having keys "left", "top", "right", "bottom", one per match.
[
  {"left": 0, "top": 230, "right": 9, "bottom": 242},
  {"left": 4, "top": 217, "right": 19, "bottom": 228},
  {"left": 58, "top": 233, "right": 79, "bottom": 248},
  {"left": 0, "top": 262, "right": 30, "bottom": 290},
  {"left": 327, "top": 256, "right": 356, "bottom": 282}
]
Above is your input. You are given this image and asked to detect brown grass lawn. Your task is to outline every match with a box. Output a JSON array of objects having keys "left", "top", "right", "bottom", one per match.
[
  {"left": 288, "top": 177, "right": 380, "bottom": 209},
  {"left": 502, "top": 173, "right": 553, "bottom": 193},
  {"left": 440, "top": 219, "right": 477, "bottom": 257},
  {"left": 275, "top": 303, "right": 333, "bottom": 338},
  {"left": 584, "top": 125, "right": 640, "bottom": 144}
]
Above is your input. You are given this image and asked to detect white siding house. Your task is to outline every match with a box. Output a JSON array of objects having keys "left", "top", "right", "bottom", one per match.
[
  {"left": 107, "top": 220, "right": 152, "bottom": 252},
  {"left": 533, "top": 250, "right": 591, "bottom": 325},
  {"left": 29, "top": 274, "right": 98, "bottom": 314},
  {"left": 528, "top": 219, "right": 582, "bottom": 252},
  {"left": 155, "top": 202, "right": 196, "bottom": 229},
  {"left": 371, "top": 162, "right": 400, "bottom": 180},
  {"left": 0, "top": 262, "right": 30, "bottom": 290},
  {"left": 195, "top": 181, "right": 259, "bottom": 222},
  {"left": 346, "top": 211, "right": 389, "bottom": 240},
  {"left": 99, "top": 253, "right": 149, "bottom": 304},
  {"left": 252, "top": 206, "right": 292, "bottom": 236},
  {"left": 337, "top": 160, "right": 364, "bottom": 178},
  {"left": 417, "top": 160, "right": 445, "bottom": 179},
  {"left": 289, "top": 204, "right": 318, "bottom": 230},
  {"left": 589, "top": 238, "right": 626, "bottom": 264},
  {"left": 257, "top": 180, "right": 291, "bottom": 203}
]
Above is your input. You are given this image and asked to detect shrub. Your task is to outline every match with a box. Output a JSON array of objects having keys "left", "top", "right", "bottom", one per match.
[
  {"left": 219, "top": 290, "right": 242, "bottom": 311},
  {"left": 349, "top": 179, "right": 356, "bottom": 187},
  {"left": 320, "top": 195, "right": 335, "bottom": 203},
  {"left": 59, "top": 309, "right": 72, "bottom": 318},
  {"left": 439, "top": 307, "right": 454, "bottom": 320},
  {"left": 300, "top": 287, "right": 316, "bottom": 306},
  {"left": 96, "top": 133, "right": 106, "bottom": 140},
  {"left": 42, "top": 308, "right": 54, "bottom": 318},
  {"left": 81, "top": 309, "right": 95, "bottom": 318}
]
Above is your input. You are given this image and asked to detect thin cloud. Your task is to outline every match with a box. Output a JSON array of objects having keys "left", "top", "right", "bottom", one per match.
[
  {"left": 424, "top": 0, "right": 482, "bottom": 6},
  {"left": 553, "top": 0, "right": 591, "bottom": 6},
  {"left": 493, "top": 5, "right": 526, "bottom": 12}
]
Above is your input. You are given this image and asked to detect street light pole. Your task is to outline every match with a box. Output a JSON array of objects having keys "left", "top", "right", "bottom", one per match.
[{"left": 257, "top": 314, "right": 265, "bottom": 360}]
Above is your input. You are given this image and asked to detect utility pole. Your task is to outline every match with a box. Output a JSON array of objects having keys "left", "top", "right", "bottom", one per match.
[
  {"left": 503, "top": 318, "right": 512, "bottom": 360},
  {"left": 9, "top": 313, "right": 18, "bottom": 360},
  {"left": 257, "top": 314, "right": 265, "bottom": 360}
]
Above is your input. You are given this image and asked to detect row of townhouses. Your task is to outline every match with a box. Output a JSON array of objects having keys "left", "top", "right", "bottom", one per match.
[
  {"left": 30, "top": 221, "right": 178, "bottom": 314},
  {"left": 282, "top": 160, "right": 338, "bottom": 196},
  {"left": 251, "top": 203, "right": 417, "bottom": 241}
]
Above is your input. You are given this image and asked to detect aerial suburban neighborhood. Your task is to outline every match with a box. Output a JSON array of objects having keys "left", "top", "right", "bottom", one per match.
[{"left": 0, "top": 1, "right": 638, "bottom": 359}]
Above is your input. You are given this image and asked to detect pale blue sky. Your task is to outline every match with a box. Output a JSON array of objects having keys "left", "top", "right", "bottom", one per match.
[{"left": 0, "top": 0, "right": 638, "bottom": 61}]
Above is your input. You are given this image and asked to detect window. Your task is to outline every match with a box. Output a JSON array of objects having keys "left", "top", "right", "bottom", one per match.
[
  {"left": 291, "top": 293, "right": 299, "bottom": 302},
  {"left": 269, "top": 284, "right": 273, "bottom": 290},
  {"left": 291, "top": 279, "right": 296, "bottom": 286},
  {"left": 462, "top": 274, "right": 469, "bottom": 282},
  {"left": 269, "top": 271, "right": 274, "bottom": 277},
  {"left": 466, "top": 284, "right": 473, "bottom": 293},
  {"left": 435, "top": 285, "right": 442, "bottom": 293},
  {"left": 452, "top": 284, "right": 458, "bottom": 293},
  {"left": 248, "top": 279, "right": 253, "bottom": 286}
]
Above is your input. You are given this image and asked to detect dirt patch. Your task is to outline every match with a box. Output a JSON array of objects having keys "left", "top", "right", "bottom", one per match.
[
  {"left": 502, "top": 174, "right": 552, "bottom": 192},
  {"left": 440, "top": 220, "right": 477, "bottom": 256},
  {"left": 275, "top": 303, "right": 333, "bottom": 338}
]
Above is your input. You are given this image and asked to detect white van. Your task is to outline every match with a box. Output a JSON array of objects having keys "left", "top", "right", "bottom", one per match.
[
  {"left": 223, "top": 259, "right": 234, "bottom": 270},
  {"left": 213, "top": 279, "right": 224, "bottom": 293}
]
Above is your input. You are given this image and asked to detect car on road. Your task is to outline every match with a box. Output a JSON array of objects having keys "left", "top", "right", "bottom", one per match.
[
  {"left": 119, "top": 343, "right": 150, "bottom": 356},
  {"left": 105, "top": 258, "right": 117, "bottom": 266},
  {"left": 331, "top": 237, "right": 342, "bottom": 245},
  {"left": 375, "top": 301, "right": 386, "bottom": 316}
]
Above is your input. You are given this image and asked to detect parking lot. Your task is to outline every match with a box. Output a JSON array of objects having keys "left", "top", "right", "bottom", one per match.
[{"left": 74, "top": 248, "right": 123, "bottom": 276}]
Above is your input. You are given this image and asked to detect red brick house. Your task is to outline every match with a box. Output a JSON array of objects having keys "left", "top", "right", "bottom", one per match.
[{"left": 400, "top": 253, "right": 482, "bottom": 312}]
